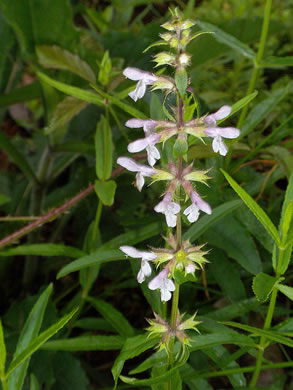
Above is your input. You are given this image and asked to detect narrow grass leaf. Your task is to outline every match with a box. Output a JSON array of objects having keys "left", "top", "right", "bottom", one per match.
[
  {"left": 41, "top": 335, "right": 124, "bottom": 351},
  {"left": 217, "top": 91, "right": 258, "bottom": 125},
  {"left": 37, "top": 72, "right": 104, "bottom": 106},
  {"left": 29, "top": 374, "right": 40, "bottom": 390},
  {"left": 239, "top": 86, "right": 291, "bottom": 139},
  {"left": 6, "top": 308, "right": 78, "bottom": 378},
  {"left": 222, "top": 321, "right": 293, "bottom": 348},
  {"left": 261, "top": 56, "right": 293, "bottom": 68},
  {"left": 7, "top": 284, "right": 53, "bottom": 390},
  {"left": 0, "top": 244, "right": 86, "bottom": 258},
  {"left": 57, "top": 249, "right": 123, "bottom": 278},
  {"left": 87, "top": 297, "right": 135, "bottom": 337},
  {"left": 189, "top": 332, "right": 255, "bottom": 352},
  {"left": 221, "top": 170, "right": 280, "bottom": 246},
  {"left": 0, "top": 320, "right": 6, "bottom": 375},
  {"left": 120, "top": 365, "right": 183, "bottom": 386},
  {"left": 0, "top": 82, "right": 42, "bottom": 108},
  {"left": 197, "top": 20, "right": 256, "bottom": 59}
]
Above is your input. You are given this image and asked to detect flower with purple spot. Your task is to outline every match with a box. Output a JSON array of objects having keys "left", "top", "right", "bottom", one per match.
[
  {"left": 123, "top": 67, "right": 157, "bottom": 101},
  {"left": 120, "top": 246, "right": 157, "bottom": 283},
  {"left": 204, "top": 105, "right": 240, "bottom": 156},
  {"left": 154, "top": 192, "right": 180, "bottom": 227},
  {"left": 117, "top": 157, "right": 155, "bottom": 191},
  {"left": 148, "top": 268, "right": 175, "bottom": 302}
]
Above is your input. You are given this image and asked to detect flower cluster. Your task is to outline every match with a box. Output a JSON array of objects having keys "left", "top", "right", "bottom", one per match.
[{"left": 118, "top": 8, "right": 240, "bottom": 312}]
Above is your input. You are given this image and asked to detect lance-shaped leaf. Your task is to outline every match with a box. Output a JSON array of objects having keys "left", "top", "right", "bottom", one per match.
[
  {"left": 6, "top": 308, "right": 78, "bottom": 378},
  {"left": 221, "top": 170, "right": 281, "bottom": 247},
  {"left": 95, "top": 115, "right": 113, "bottom": 181},
  {"left": 37, "top": 45, "right": 96, "bottom": 83},
  {"left": 276, "top": 284, "right": 293, "bottom": 302}
]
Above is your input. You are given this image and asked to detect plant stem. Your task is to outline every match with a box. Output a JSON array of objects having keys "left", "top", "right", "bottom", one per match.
[
  {"left": 1, "top": 377, "right": 8, "bottom": 390},
  {"left": 249, "top": 247, "right": 284, "bottom": 387}
]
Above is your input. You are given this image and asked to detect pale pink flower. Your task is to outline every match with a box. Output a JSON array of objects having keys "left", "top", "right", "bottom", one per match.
[
  {"left": 120, "top": 246, "right": 157, "bottom": 283},
  {"left": 117, "top": 157, "right": 155, "bottom": 191},
  {"left": 148, "top": 268, "right": 175, "bottom": 302},
  {"left": 123, "top": 67, "right": 157, "bottom": 101},
  {"left": 128, "top": 134, "right": 161, "bottom": 166},
  {"left": 154, "top": 192, "right": 180, "bottom": 228},
  {"left": 204, "top": 106, "right": 240, "bottom": 156},
  {"left": 183, "top": 190, "right": 212, "bottom": 223}
]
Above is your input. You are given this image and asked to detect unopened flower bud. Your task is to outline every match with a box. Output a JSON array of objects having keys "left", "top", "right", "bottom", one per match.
[
  {"left": 153, "top": 52, "right": 176, "bottom": 67},
  {"left": 179, "top": 53, "right": 191, "bottom": 66}
]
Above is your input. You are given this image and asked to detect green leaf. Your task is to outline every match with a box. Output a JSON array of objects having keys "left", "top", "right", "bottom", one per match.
[
  {"left": 189, "top": 332, "right": 255, "bottom": 352},
  {"left": 0, "top": 82, "right": 42, "bottom": 108},
  {"left": 100, "top": 221, "right": 164, "bottom": 250},
  {"left": 41, "top": 335, "right": 124, "bottom": 351},
  {"left": 90, "top": 84, "right": 148, "bottom": 119},
  {"left": 57, "top": 249, "right": 124, "bottom": 279},
  {"left": 222, "top": 321, "right": 293, "bottom": 348},
  {"left": 95, "top": 115, "right": 113, "bottom": 181},
  {"left": 0, "top": 130, "right": 38, "bottom": 184},
  {"left": 112, "top": 334, "right": 160, "bottom": 383},
  {"left": 98, "top": 50, "right": 112, "bottom": 86},
  {"left": 37, "top": 45, "right": 96, "bottom": 83},
  {"left": 281, "top": 201, "right": 293, "bottom": 241},
  {"left": 252, "top": 273, "right": 279, "bottom": 303},
  {"left": 46, "top": 96, "right": 88, "bottom": 134},
  {"left": 87, "top": 297, "right": 134, "bottom": 338},
  {"left": 94, "top": 180, "right": 116, "bottom": 206},
  {"left": 239, "top": 86, "right": 291, "bottom": 140},
  {"left": 261, "top": 56, "right": 293, "bottom": 68},
  {"left": 221, "top": 170, "right": 281, "bottom": 246},
  {"left": 0, "top": 0, "right": 78, "bottom": 54},
  {"left": 0, "top": 194, "right": 10, "bottom": 207},
  {"left": 276, "top": 284, "right": 293, "bottom": 301},
  {"left": 209, "top": 249, "right": 246, "bottom": 302},
  {"left": 120, "top": 365, "right": 183, "bottom": 387},
  {"left": 6, "top": 308, "right": 78, "bottom": 378},
  {"left": 205, "top": 215, "right": 262, "bottom": 275},
  {"left": 184, "top": 199, "right": 242, "bottom": 242},
  {"left": 173, "top": 136, "right": 188, "bottom": 158},
  {"left": 217, "top": 91, "right": 258, "bottom": 124},
  {"left": 175, "top": 68, "right": 187, "bottom": 98},
  {"left": 7, "top": 284, "right": 53, "bottom": 390},
  {"left": 29, "top": 374, "right": 40, "bottom": 390},
  {"left": 0, "top": 244, "right": 85, "bottom": 258},
  {"left": 0, "top": 320, "right": 6, "bottom": 376},
  {"left": 37, "top": 72, "right": 104, "bottom": 106},
  {"left": 197, "top": 20, "right": 256, "bottom": 60},
  {"left": 265, "top": 145, "right": 293, "bottom": 179}
]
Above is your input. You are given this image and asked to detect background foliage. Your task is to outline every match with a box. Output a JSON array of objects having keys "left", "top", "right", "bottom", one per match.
[{"left": 0, "top": 0, "right": 292, "bottom": 389}]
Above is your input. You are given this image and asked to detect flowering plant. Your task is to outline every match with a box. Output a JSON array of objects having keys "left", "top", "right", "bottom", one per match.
[{"left": 117, "top": 7, "right": 241, "bottom": 385}]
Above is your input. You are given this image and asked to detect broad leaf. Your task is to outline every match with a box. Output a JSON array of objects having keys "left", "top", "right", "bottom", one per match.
[
  {"left": 94, "top": 180, "right": 116, "bottom": 206},
  {"left": 37, "top": 45, "right": 96, "bottom": 83},
  {"left": 95, "top": 115, "right": 113, "bottom": 181},
  {"left": 252, "top": 273, "right": 279, "bottom": 302},
  {"left": 46, "top": 96, "right": 88, "bottom": 134},
  {"left": 175, "top": 68, "right": 187, "bottom": 98}
]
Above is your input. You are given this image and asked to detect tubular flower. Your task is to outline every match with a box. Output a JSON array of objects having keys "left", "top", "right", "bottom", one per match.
[
  {"left": 128, "top": 134, "right": 161, "bottom": 167},
  {"left": 120, "top": 246, "right": 157, "bottom": 283},
  {"left": 183, "top": 190, "right": 212, "bottom": 223},
  {"left": 148, "top": 268, "right": 175, "bottom": 302},
  {"left": 117, "top": 157, "right": 155, "bottom": 191},
  {"left": 154, "top": 192, "right": 180, "bottom": 227},
  {"left": 123, "top": 67, "right": 157, "bottom": 101},
  {"left": 204, "top": 105, "right": 240, "bottom": 156}
]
